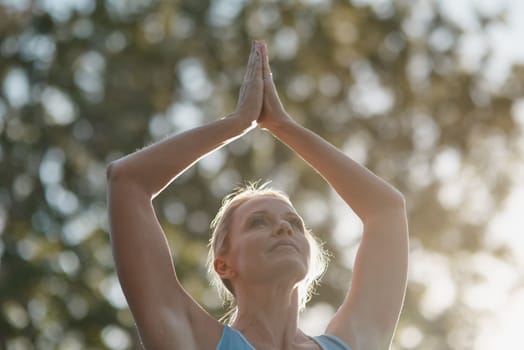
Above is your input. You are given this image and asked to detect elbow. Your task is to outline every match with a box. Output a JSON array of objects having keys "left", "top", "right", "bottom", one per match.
[
  {"left": 106, "top": 159, "right": 122, "bottom": 183},
  {"left": 106, "top": 159, "right": 153, "bottom": 198},
  {"left": 371, "top": 190, "right": 407, "bottom": 221},
  {"left": 106, "top": 161, "right": 116, "bottom": 181},
  {"left": 393, "top": 190, "right": 406, "bottom": 209},
  {"left": 383, "top": 188, "right": 406, "bottom": 210},
  {"left": 106, "top": 159, "right": 133, "bottom": 185}
]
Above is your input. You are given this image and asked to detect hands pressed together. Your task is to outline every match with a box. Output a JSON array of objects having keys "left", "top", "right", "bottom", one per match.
[{"left": 234, "top": 40, "right": 292, "bottom": 133}]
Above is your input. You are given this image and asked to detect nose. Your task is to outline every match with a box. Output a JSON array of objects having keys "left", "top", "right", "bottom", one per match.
[{"left": 276, "top": 220, "right": 293, "bottom": 236}]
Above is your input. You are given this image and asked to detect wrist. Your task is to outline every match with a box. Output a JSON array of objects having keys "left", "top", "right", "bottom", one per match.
[
  {"left": 227, "top": 112, "right": 257, "bottom": 134},
  {"left": 265, "top": 115, "right": 297, "bottom": 135}
]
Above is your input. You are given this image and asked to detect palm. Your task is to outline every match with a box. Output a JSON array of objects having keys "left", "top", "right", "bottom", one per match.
[
  {"left": 235, "top": 41, "right": 263, "bottom": 125},
  {"left": 237, "top": 77, "right": 263, "bottom": 120},
  {"left": 257, "top": 43, "right": 292, "bottom": 131}
]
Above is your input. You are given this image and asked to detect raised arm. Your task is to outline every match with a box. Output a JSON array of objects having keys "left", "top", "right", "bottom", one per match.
[
  {"left": 257, "top": 43, "right": 408, "bottom": 350},
  {"left": 106, "top": 41, "right": 263, "bottom": 349}
]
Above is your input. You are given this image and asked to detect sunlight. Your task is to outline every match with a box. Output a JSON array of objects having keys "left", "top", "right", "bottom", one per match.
[
  {"left": 478, "top": 183, "right": 524, "bottom": 348},
  {"left": 475, "top": 290, "right": 524, "bottom": 349},
  {"left": 486, "top": 183, "right": 524, "bottom": 268}
]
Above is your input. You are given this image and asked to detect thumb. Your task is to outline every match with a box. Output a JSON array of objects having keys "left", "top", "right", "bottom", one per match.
[{"left": 260, "top": 41, "right": 273, "bottom": 81}]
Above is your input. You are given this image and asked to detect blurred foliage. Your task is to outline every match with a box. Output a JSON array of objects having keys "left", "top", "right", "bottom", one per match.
[{"left": 0, "top": 0, "right": 523, "bottom": 349}]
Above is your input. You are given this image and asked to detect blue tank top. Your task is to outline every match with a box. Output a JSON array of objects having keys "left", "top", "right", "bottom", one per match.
[{"left": 216, "top": 325, "right": 352, "bottom": 350}]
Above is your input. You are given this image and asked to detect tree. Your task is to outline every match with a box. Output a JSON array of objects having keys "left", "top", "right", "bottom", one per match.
[{"left": 0, "top": 0, "right": 522, "bottom": 349}]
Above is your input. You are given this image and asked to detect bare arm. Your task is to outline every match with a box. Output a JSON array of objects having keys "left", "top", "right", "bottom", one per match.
[
  {"left": 107, "top": 41, "right": 264, "bottom": 349},
  {"left": 257, "top": 43, "right": 408, "bottom": 350}
]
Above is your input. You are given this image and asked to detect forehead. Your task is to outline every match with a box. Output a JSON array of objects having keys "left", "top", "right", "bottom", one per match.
[{"left": 233, "top": 196, "right": 298, "bottom": 222}]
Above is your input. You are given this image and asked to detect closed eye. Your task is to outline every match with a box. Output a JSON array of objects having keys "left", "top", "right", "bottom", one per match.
[
  {"left": 249, "top": 216, "right": 270, "bottom": 228},
  {"left": 288, "top": 217, "right": 305, "bottom": 232}
]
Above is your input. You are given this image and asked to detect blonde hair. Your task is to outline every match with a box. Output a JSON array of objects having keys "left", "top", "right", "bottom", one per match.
[{"left": 207, "top": 182, "right": 329, "bottom": 324}]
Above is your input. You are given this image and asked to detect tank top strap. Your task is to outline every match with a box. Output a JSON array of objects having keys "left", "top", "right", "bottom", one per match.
[
  {"left": 217, "top": 326, "right": 351, "bottom": 350},
  {"left": 216, "top": 325, "right": 255, "bottom": 350},
  {"left": 313, "top": 334, "right": 352, "bottom": 350}
]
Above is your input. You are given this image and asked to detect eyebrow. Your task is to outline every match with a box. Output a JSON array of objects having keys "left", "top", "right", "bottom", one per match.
[
  {"left": 244, "top": 210, "right": 270, "bottom": 221},
  {"left": 247, "top": 210, "right": 300, "bottom": 218},
  {"left": 246, "top": 210, "right": 304, "bottom": 224}
]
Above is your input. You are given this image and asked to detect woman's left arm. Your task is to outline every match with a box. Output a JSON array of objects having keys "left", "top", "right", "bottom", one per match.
[{"left": 258, "top": 43, "right": 408, "bottom": 350}]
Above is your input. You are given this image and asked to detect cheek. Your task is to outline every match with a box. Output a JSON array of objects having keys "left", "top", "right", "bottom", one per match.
[
  {"left": 229, "top": 235, "right": 265, "bottom": 266},
  {"left": 301, "top": 238, "right": 312, "bottom": 263}
]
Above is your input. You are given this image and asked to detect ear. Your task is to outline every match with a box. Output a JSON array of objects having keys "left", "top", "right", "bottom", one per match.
[{"left": 214, "top": 256, "right": 236, "bottom": 279}]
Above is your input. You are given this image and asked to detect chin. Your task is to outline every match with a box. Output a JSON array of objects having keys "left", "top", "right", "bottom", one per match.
[{"left": 269, "top": 258, "right": 308, "bottom": 280}]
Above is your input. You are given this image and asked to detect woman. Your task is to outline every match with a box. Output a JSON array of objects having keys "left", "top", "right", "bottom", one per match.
[{"left": 107, "top": 40, "right": 409, "bottom": 350}]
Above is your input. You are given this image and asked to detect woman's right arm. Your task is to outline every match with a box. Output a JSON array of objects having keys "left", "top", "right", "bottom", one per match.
[{"left": 107, "top": 41, "right": 263, "bottom": 349}]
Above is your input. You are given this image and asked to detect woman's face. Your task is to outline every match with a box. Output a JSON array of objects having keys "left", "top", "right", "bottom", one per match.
[{"left": 222, "top": 196, "right": 311, "bottom": 289}]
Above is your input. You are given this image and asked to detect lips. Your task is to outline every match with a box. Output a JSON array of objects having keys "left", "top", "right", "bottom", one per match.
[{"left": 270, "top": 240, "right": 299, "bottom": 252}]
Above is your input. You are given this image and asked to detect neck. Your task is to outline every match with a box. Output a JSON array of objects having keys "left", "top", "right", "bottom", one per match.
[{"left": 232, "top": 283, "right": 306, "bottom": 348}]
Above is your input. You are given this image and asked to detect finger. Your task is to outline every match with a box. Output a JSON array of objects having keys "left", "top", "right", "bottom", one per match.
[
  {"left": 241, "top": 43, "right": 255, "bottom": 85},
  {"left": 248, "top": 41, "right": 260, "bottom": 81},
  {"left": 246, "top": 41, "right": 262, "bottom": 82},
  {"left": 244, "top": 41, "right": 258, "bottom": 82},
  {"left": 261, "top": 41, "right": 272, "bottom": 81},
  {"left": 254, "top": 41, "right": 263, "bottom": 79}
]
